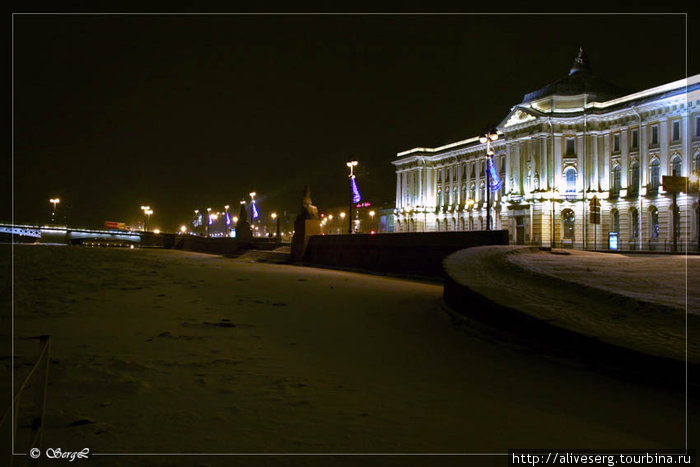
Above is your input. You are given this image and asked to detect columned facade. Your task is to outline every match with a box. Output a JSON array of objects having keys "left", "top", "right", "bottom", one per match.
[{"left": 393, "top": 50, "right": 700, "bottom": 251}]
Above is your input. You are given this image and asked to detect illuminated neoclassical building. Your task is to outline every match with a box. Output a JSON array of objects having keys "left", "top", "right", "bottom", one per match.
[{"left": 393, "top": 49, "right": 700, "bottom": 250}]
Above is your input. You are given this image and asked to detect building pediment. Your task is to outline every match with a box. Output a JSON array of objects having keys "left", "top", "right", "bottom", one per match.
[{"left": 499, "top": 106, "right": 539, "bottom": 129}]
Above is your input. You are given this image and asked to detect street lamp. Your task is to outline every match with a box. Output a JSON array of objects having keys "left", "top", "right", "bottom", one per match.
[
  {"left": 346, "top": 161, "right": 358, "bottom": 234},
  {"left": 144, "top": 209, "right": 153, "bottom": 232},
  {"left": 368, "top": 210, "right": 375, "bottom": 233},
  {"left": 206, "top": 208, "right": 212, "bottom": 237},
  {"left": 49, "top": 198, "right": 60, "bottom": 224},
  {"left": 140, "top": 205, "right": 151, "bottom": 231},
  {"left": 479, "top": 130, "right": 499, "bottom": 231}
]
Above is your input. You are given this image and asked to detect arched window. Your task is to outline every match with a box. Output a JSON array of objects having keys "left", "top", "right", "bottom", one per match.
[
  {"left": 694, "top": 152, "right": 700, "bottom": 175},
  {"left": 479, "top": 181, "right": 486, "bottom": 202},
  {"left": 438, "top": 171, "right": 443, "bottom": 184},
  {"left": 649, "top": 159, "right": 660, "bottom": 192},
  {"left": 629, "top": 161, "right": 640, "bottom": 195},
  {"left": 611, "top": 209, "right": 620, "bottom": 234},
  {"left": 469, "top": 183, "right": 476, "bottom": 202},
  {"left": 612, "top": 165, "right": 622, "bottom": 195},
  {"left": 446, "top": 169, "right": 451, "bottom": 184},
  {"left": 562, "top": 209, "right": 575, "bottom": 239},
  {"left": 630, "top": 208, "right": 639, "bottom": 239},
  {"left": 452, "top": 187, "right": 458, "bottom": 206},
  {"left": 461, "top": 185, "right": 467, "bottom": 204},
  {"left": 469, "top": 217, "right": 474, "bottom": 231},
  {"left": 649, "top": 206, "right": 659, "bottom": 238},
  {"left": 436, "top": 190, "right": 442, "bottom": 210},
  {"left": 565, "top": 168, "right": 577, "bottom": 194},
  {"left": 671, "top": 155, "right": 682, "bottom": 176}
]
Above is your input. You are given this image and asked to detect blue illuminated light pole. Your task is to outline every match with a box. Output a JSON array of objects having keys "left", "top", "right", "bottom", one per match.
[
  {"left": 346, "top": 160, "right": 360, "bottom": 234},
  {"left": 479, "top": 130, "right": 500, "bottom": 231}
]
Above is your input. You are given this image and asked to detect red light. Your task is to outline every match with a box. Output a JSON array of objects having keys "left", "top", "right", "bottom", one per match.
[{"left": 370, "top": 230, "right": 376, "bottom": 235}]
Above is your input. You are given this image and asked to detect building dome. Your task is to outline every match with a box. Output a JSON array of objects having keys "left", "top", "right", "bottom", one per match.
[{"left": 521, "top": 47, "right": 628, "bottom": 104}]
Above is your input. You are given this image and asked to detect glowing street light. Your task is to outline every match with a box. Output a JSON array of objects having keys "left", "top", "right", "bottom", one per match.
[
  {"left": 49, "top": 198, "right": 60, "bottom": 224},
  {"left": 479, "top": 129, "right": 499, "bottom": 231},
  {"left": 180, "top": 225, "right": 187, "bottom": 233},
  {"left": 271, "top": 212, "right": 280, "bottom": 238},
  {"left": 140, "top": 205, "right": 152, "bottom": 231}
]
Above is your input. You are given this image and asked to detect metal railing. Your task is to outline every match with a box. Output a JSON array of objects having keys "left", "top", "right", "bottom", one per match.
[{"left": 0, "top": 335, "right": 51, "bottom": 466}]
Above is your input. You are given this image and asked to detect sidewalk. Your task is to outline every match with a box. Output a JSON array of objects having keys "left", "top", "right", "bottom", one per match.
[{"left": 443, "top": 246, "right": 700, "bottom": 378}]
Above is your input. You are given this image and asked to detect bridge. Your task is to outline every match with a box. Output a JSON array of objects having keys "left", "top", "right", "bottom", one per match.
[{"left": 0, "top": 223, "right": 144, "bottom": 245}]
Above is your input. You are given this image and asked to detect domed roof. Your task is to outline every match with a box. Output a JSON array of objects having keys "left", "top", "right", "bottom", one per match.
[{"left": 521, "top": 47, "right": 628, "bottom": 104}]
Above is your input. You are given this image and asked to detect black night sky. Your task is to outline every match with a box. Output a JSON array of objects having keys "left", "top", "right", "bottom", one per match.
[{"left": 9, "top": 13, "right": 694, "bottom": 230}]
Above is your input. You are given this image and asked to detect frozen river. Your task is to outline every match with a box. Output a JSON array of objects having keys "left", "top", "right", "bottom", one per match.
[{"left": 1, "top": 245, "right": 695, "bottom": 466}]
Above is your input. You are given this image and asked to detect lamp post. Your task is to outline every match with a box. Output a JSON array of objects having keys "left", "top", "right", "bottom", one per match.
[
  {"left": 206, "top": 208, "right": 212, "bottom": 237},
  {"left": 224, "top": 205, "right": 230, "bottom": 236},
  {"left": 140, "top": 206, "right": 152, "bottom": 232},
  {"left": 346, "top": 161, "right": 358, "bottom": 234},
  {"left": 479, "top": 130, "right": 499, "bottom": 231},
  {"left": 368, "top": 210, "right": 375, "bottom": 233},
  {"left": 271, "top": 212, "right": 280, "bottom": 238},
  {"left": 49, "top": 198, "right": 60, "bottom": 224},
  {"left": 145, "top": 209, "right": 153, "bottom": 232}
]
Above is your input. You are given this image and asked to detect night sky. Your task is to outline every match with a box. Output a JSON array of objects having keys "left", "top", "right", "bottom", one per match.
[{"left": 9, "top": 13, "right": 694, "bottom": 231}]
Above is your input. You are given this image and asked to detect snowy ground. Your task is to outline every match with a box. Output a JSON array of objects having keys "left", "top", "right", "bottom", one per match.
[
  {"left": 508, "top": 249, "right": 699, "bottom": 314},
  {"left": 0, "top": 245, "right": 696, "bottom": 466}
]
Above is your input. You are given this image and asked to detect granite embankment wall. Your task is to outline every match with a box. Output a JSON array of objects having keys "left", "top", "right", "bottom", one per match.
[{"left": 302, "top": 230, "right": 509, "bottom": 278}]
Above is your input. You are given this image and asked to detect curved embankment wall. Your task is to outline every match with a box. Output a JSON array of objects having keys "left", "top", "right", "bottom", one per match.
[{"left": 442, "top": 246, "right": 698, "bottom": 385}]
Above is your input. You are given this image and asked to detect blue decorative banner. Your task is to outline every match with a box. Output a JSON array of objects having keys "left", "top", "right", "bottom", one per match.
[
  {"left": 351, "top": 177, "right": 361, "bottom": 204},
  {"left": 488, "top": 157, "right": 502, "bottom": 192},
  {"left": 225, "top": 212, "right": 231, "bottom": 225},
  {"left": 251, "top": 202, "right": 259, "bottom": 219}
]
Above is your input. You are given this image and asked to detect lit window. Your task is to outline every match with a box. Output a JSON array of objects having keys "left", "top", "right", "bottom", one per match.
[
  {"left": 562, "top": 209, "right": 575, "bottom": 239},
  {"left": 631, "top": 129, "right": 638, "bottom": 150},
  {"left": 649, "top": 206, "right": 659, "bottom": 238},
  {"left": 630, "top": 208, "right": 639, "bottom": 239},
  {"left": 629, "top": 161, "right": 640, "bottom": 194},
  {"left": 612, "top": 165, "right": 621, "bottom": 195},
  {"left": 649, "top": 159, "right": 660, "bottom": 191},
  {"left": 612, "top": 210, "right": 620, "bottom": 233},
  {"left": 566, "top": 138, "right": 576, "bottom": 156},
  {"left": 565, "top": 168, "right": 577, "bottom": 193},
  {"left": 469, "top": 183, "right": 476, "bottom": 201},
  {"left": 479, "top": 182, "right": 485, "bottom": 201},
  {"left": 671, "top": 155, "right": 682, "bottom": 176},
  {"left": 651, "top": 125, "right": 659, "bottom": 146},
  {"left": 672, "top": 121, "right": 680, "bottom": 142}
]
